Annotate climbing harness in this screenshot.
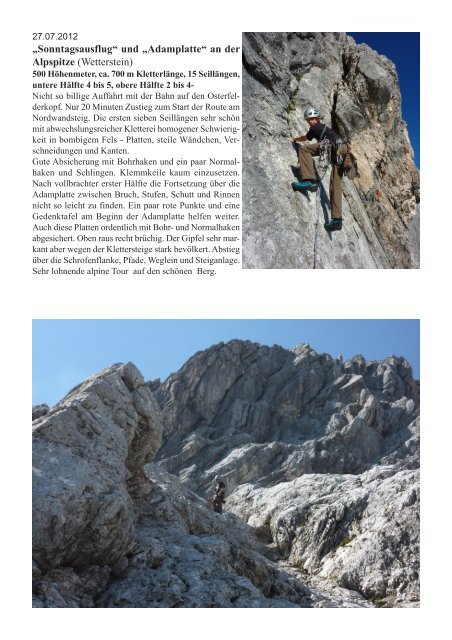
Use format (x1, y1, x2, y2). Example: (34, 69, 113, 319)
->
(317, 139, 332, 171)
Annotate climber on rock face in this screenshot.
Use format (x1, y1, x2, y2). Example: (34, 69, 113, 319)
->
(212, 476, 226, 514)
(292, 105, 348, 232)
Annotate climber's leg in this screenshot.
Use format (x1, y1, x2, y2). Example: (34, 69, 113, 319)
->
(292, 143, 319, 190)
(325, 167, 343, 231)
(329, 156, 344, 219)
(298, 143, 320, 181)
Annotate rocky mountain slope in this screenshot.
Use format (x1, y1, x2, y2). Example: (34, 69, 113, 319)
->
(32, 341, 420, 607)
(242, 32, 420, 268)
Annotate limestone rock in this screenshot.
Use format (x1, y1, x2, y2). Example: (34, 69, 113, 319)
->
(97, 465, 312, 608)
(242, 32, 419, 269)
(33, 341, 420, 607)
(155, 341, 419, 491)
(32, 363, 163, 581)
(154, 340, 420, 607)
(32, 361, 314, 608)
(227, 466, 420, 607)
(32, 403, 49, 420)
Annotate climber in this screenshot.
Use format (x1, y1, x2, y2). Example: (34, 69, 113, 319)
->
(212, 476, 226, 514)
(292, 105, 349, 232)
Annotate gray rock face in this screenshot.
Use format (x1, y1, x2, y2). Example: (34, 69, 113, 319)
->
(32, 363, 163, 577)
(242, 32, 419, 269)
(32, 403, 49, 420)
(155, 341, 419, 487)
(154, 340, 420, 606)
(227, 466, 420, 607)
(32, 360, 314, 608)
(97, 466, 312, 608)
(33, 341, 420, 607)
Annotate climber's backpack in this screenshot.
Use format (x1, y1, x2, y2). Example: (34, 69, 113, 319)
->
(342, 145, 360, 180)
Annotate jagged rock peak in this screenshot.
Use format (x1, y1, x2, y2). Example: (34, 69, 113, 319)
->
(242, 32, 419, 269)
(154, 339, 419, 490)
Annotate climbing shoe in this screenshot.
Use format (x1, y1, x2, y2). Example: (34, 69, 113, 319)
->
(292, 180, 318, 192)
(324, 218, 342, 232)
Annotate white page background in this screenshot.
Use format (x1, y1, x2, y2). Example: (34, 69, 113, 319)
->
(2, 2, 448, 637)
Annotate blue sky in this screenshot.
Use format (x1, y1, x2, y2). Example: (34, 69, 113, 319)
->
(348, 33, 420, 169)
(32, 320, 420, 407)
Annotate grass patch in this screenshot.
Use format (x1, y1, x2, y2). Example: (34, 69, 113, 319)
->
(370, 598, 387, 608)
(339, 534, 356, 547)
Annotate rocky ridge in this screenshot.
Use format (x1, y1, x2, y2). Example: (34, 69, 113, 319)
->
(33, 341, 420, 607)
(242, 32, 420, 269)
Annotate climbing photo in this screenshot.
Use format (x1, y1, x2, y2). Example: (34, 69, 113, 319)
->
(242, 32, 420, 269)
(32, 319, 420, 608)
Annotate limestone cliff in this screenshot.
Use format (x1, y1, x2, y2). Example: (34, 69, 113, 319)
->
(242, 32, 420, 268)
(33, 342, 420, 607)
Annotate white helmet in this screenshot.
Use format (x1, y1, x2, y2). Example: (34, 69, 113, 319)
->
(304, 105, 321, 120)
